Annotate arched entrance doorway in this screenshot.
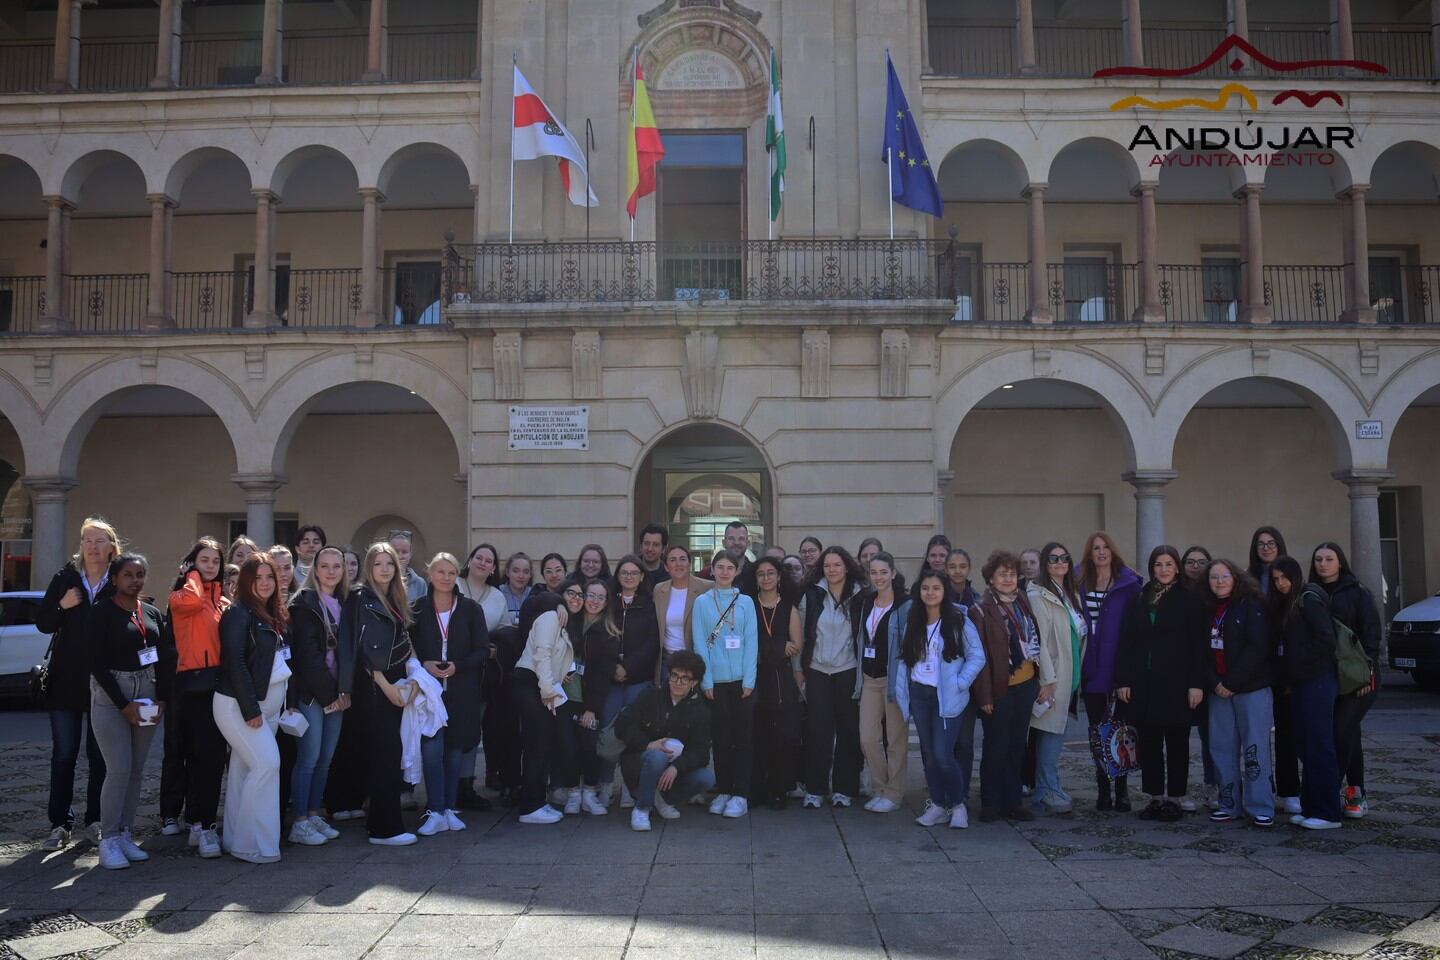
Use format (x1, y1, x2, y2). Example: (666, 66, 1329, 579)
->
(635, 424, 773, 568)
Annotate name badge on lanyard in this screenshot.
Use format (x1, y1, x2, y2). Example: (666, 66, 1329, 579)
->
(132, 610, 158, 666)
(724, 634, 741, 650)
(1210, 626, 1224, 651)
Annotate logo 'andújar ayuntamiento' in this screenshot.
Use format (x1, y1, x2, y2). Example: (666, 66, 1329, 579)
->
(1097, 35, 1387, 166)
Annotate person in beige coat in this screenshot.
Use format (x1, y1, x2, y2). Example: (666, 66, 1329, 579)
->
(652, 544, 713, 683)
(1025, 542, 1088, 814)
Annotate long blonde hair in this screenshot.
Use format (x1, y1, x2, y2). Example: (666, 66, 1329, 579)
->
(302, 545, 351, 601)
(72, 517, 121, 565)
(363, 542, 413, 625)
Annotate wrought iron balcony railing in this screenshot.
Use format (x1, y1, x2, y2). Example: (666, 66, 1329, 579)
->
(441, 239, 963, 306)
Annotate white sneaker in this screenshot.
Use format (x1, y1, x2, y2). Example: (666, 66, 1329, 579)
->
(581, 789, 608, 816)
(289, 819, 328, 845)
(332, 809, 364, 822)
(1281, 796, 1302, 815)
(689, 793, 710, 806)
(309, 816, 340, 839)
(950, 805, 970, 829)
(118, 831, 149, 862)
(1180, 797, 1197, 813)
(98, 836, 130, 870)
(444, 810, 467, 832)
(1289, 813, 1308, 826)
(723, 796, 749, 818)
(198, 828, 222, 859)
(1300, 817, 1343, 830)
(708, 794, 732, 815)
(619, 782, 635, 809)
(868, 798, 900, 814)
(802, 793, 823, 809)
(831, 793, 853, 808)
(368, 832, 418, 846)
(42, 825, 70, 851)
(160, 817, 183, 836)
(84, 822, 102, 845)
(653, 793, 681, 820)
(563, 789, 582, 816)
(416, 811, 448, 837)
(915, 801, 949, 827)
(519, 805, 564, 825)
(630, 809, 652, 832)
(187, 823, 202, 847)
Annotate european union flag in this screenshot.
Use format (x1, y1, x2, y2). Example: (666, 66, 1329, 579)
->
(882, 53, 943, 219)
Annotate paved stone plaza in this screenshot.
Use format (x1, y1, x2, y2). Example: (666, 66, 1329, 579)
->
(1, 680, 1438, 960)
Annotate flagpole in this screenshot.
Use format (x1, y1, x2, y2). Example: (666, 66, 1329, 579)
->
(629, 46, 637, 244)
(887, 148, 895, 241)
(584, 118, 594, 242)
(508, 52, 516, 245)
(767, 45, 773, 242)
(808, 116, 816, 241)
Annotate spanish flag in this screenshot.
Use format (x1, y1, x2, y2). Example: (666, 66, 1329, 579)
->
(625, 58, 664, 220)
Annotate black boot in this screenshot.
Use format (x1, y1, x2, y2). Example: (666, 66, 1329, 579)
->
(1095, 771, 1113, 812)
(1113, 777, 1132, 813)
(456, 779, 492, 812)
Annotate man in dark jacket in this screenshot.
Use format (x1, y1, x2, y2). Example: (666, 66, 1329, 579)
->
(615, 649, 715, 831)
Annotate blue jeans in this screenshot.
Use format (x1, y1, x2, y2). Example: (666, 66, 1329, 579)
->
(598, 683, 650, 787)
(1292, 671, 1343, 822)
(949, 696, 978, 802)
(421, 730, 464, 812)
(624, 749, 716, 812)
(1032, 728, 1072, 810)
(1207, 686, 1275, 820)
(910, 681, 966, 809)
(48, 709, 105, 829)
(291, 700, 343, 816)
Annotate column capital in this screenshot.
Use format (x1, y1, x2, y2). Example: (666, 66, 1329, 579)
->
(1233, 183, 1264, 200)
(231, 473, 287, 495)
(1337, 183, 1370, 201)
(42, 194, 76, 212)
(251, 187, 279, 205)
(1130, 182, 1159, 199)
(1021, 182, 1048, 199)
(19, 475, 78, 500)
(1331, 469, 1393, 495)
(145, 192, 178, 209)
(936, 469, 955, 489)
(1122, 469, 1178, 494)
(359, 187, 387, 203)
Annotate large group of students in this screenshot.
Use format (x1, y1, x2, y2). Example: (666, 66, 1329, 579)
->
(35, 515, 1382, 867)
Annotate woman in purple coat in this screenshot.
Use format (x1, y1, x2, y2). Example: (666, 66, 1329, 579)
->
(1077, 531, 1142, 813)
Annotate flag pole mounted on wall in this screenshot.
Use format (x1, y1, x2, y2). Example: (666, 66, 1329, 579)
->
(630, 46, 637, 242)
(885, 49, 894, 241)
(584, 118, 594, 242)
(808, 115, 816, 240)
(508, 51, 516, 244)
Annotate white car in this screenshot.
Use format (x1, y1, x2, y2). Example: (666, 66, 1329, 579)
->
(1389, 592, 1440, 691)
(0, 591, 47, 700)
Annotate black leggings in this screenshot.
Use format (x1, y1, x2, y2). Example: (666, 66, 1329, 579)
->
(710, 681, 755, 799)
(1272, 688, 1300, 797)
(509, 668, 557, 814)
(804, 668, 861, 797)
(1138, 723, 1189, 798)
(553, 703, 599, 789)
(159, 688, 228, 828)
(1334, 684, 1376, 791)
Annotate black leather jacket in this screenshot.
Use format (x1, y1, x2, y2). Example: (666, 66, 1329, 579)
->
(341, 585, 413, 680)
(287, 589, 352, 707)
(216, 605, 285, 722)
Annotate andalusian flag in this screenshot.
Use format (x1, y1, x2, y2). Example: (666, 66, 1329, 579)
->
(766, 47, 785, 222)
(625, 57, 664, 220)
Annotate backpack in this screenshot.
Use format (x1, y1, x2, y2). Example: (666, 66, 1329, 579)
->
(1331, 615, 1372, 695)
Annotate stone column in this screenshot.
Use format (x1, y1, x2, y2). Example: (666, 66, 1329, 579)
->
(357, 187, 385, 326)
(142, 193, 176, 330)
(362, 0, 388, 82)
(41, 196, 73, 332)
(470, 184, 484, 246)
(1236, 184, 1270, 323)
(1122, 0, 1144, 67)
(1339, 185, 1375, 323)
(48, 0, 81, 92)
(257, 0, 284, 85)
(1226, 0, 1251, 71)
(936, 469, 954, 536)
(233, 474, 286, 550)
(24, 477, 77, 589)
(1015, 0, 1039, 74)
(151, 0, 182, 89)
(1124, 471, 1177, 567)
(245, 189, 279, 327)
(1330, 0, 1355, 61)
(1432, 0, 1440, 82)
(1333, 469, 1393, 632)
(1132, 183, 1164, 322)
(1023, 184, 1053, 324)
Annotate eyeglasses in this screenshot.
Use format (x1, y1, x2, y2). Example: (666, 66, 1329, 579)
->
(1184, 559, 1208, 567)
(1046, 554, 1071, 565)
(668, 673, 695, 684)
(562, 589, 584, 600)
(617, 568, 642, 578)
(584, 592, 608, 602)
(1209, 572, 1233, 581)
(1256, 539, 1278, 549)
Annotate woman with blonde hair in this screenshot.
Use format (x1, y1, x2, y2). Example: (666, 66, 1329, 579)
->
(227, 536, 259, 569)
(36, 517, 120, 851)
(341, 542, 418, 845)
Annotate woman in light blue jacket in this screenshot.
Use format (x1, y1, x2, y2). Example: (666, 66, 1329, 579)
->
(892, 569, 985, 830)
(691, 551, 758, 819)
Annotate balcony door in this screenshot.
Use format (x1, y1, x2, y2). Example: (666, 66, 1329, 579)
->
(657, 131, 746, 300)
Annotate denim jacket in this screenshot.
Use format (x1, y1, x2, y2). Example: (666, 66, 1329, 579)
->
(889, 599, 986, 721)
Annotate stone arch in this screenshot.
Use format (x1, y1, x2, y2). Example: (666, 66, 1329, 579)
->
(1044, 135, 1143, 197)
(0, 152, 45, 218)
(163, 146, 256, 201)
(630, 4, 771, 124)
(1360, 140, 1440, 199)
(372, 141, 476, 195)
(42, 358, 253, 478)
(255, 351, 468, 477)
(1152, 348, 1365, 472)
(630, 418, 781, 544)
(1261, 145, 1354, 195)
(268, 144, 360, 202)
(58, 149, 147, 205)
(936, 138, 1034, 200)
(0, 369, 44, 476)
(1370, 348, 1440, 467)
(933, 348, 1155, 470)
(1155, 145, 1248, 197)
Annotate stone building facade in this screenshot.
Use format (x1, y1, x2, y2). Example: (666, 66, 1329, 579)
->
(0, 0, 1437, 626)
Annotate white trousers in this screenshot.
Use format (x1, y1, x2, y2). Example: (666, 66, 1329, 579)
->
(213, 676, 286, 863)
